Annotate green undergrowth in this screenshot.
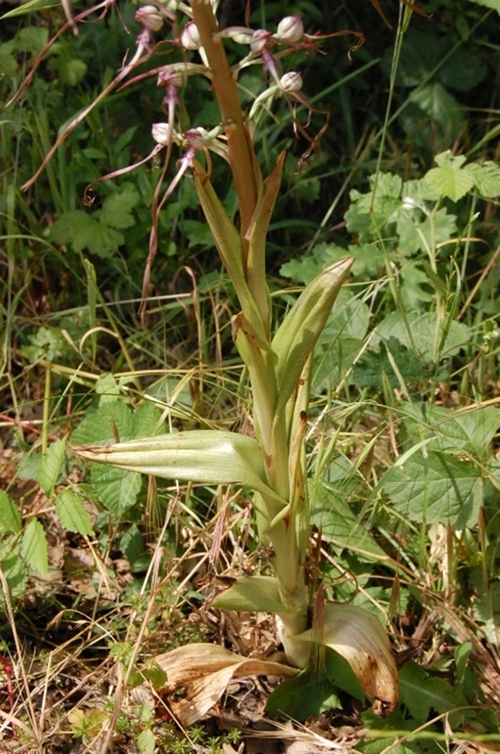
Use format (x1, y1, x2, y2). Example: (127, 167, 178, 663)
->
(1, 0, 500, 751)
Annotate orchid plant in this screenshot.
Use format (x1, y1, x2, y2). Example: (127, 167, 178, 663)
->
(73, 0, 399, 724)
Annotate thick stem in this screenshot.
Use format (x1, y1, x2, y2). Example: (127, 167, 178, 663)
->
(189, 1, 259, 248)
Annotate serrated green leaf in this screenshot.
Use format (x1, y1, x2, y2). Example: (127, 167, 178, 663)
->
(0, 491, 21, 534)
(90, 464, 142, 515)
(466, 161, 500, 198)
(57, 58, 88, 86)
(137, 728, 155, 754)
(425, 164, 474, 202)
(0, 549, 27, 600)
(311, 484, 385, 558)
(119, 524, 144, 564)
(402, 403, 500, 456)
(49, 210, 124, 257)
(375, 311, 471, 361)
(21, 519, 48, 576)
(212, 575, 288, 613)
(381, 450, 483, 529)
(71, 400, 134, 445)
(39, 438, 66, 496)
(400, 661, 462, 721)
(98, 183, 139, 230)
(56, 489, 94, 536)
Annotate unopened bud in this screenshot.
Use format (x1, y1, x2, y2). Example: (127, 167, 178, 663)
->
(157, 69, 184, 88)
(181, 21, 201, 50)
(135, 5, 164, 32)
(279, 71, 303, 93)
(152, 123, 176, 146)
(276, 15, 304, 42)
(250, 29, 272, 53)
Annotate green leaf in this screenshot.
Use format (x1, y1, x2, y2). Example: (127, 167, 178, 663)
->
(466, 161, 500, 199)
(425, 151, 475, 202)
(272, 258, 354, 413)
(401, 403, 500, 457)
(310, 483, 385, 558)
(324, 647, 366, 701)
(403, 83, 464, 140)
(72, 400, 134, 445)
(119, 524, 144, 565)
(76, 430, 286, 508)
(212, 575, 288, 613)
(49, 210, 124, 258)
(467, 0, 500, 12)
(90, 464, 142, 515)
(39, 438, 66, 496)
(57, 58, 88, 86)
(265, 669, 340, 721)
(21, 519, 48, 576)
(56, 489, 94, 536)
(0, 492, 21, 534)
(381, 450, 483, 529)
(0, 549, 27, 600)
(400, 661, 462, 721)
(193, 165, 266, 341)
(375, 311, 471, 362)
(98, 183, 140, 230)
(1, 0, 59, 18)
(137, 729, 155, 754)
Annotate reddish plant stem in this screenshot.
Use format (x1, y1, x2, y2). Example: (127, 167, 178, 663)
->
(188, 1, 259, 258)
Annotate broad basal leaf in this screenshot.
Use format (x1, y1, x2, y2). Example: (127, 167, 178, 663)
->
(155, 643, 297, 726)
(212, 575, 288, 613)
(296, 603, 399, 715)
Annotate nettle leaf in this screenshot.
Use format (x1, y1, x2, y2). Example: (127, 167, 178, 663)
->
(402, 403, 500, 457)
(49, 211, 124, 258)
(21, 519, 48, 576)
(403, 84, 464, 141)
(119, 524, 144, 565)
(90, 464, 142, 515)
(400, 661, 462, 721)
(72, 400, 134, 445)
(382, 450, 483, 529)
(425, 151, 474, 202)
(98, 183, 140, 230)
(0, 491, 21, 534)
(56, 489, 94, 536)
(352, 338, 425, 391)
(39, 438, 66, 496)
(375, 311, 471, 362)
(311, 482, 385, 558)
